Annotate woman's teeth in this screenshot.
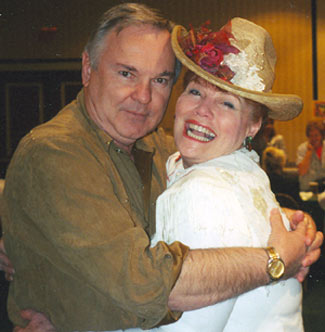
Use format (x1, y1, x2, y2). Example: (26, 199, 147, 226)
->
(187, 123, 216, 142)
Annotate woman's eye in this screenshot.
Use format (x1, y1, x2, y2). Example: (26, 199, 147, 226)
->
(223, 101, 235, 109)
(189, 88, 201, 96)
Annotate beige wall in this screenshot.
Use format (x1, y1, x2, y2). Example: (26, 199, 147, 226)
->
(318, 0, 325, 100)
(2, 0, 323, 162)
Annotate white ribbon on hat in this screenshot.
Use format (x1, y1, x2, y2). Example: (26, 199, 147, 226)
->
(223, 50, 266, 92)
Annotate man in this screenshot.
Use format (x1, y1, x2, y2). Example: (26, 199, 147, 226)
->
(1, 3, 323, 332)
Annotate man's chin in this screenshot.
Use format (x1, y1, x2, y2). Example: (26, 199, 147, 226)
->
(123, 125, 157, 140)
(116, 130, 149, 145)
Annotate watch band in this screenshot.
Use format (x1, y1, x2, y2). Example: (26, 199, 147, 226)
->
(265, 246, 279, 260)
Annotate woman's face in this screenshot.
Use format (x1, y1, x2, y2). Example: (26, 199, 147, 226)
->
(174, 78, 262, 168)
(308, 128, 323, 148)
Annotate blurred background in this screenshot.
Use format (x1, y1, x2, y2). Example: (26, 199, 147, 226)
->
(0, 0, 325, 176)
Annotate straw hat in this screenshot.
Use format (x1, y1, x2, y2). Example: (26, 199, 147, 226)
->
(171, 17, 303, 121)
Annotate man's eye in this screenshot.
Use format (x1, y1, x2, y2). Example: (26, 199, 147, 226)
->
(154, 77, 168, 85)
(224, 101, 235, 109)
(119, 71, 131, 78)
(189, 89, 201, 96)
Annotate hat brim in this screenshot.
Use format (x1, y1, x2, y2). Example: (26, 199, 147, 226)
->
(171, 25, 303, 121)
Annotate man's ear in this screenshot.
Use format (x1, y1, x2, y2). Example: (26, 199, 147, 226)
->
(82, 52, 92, 87)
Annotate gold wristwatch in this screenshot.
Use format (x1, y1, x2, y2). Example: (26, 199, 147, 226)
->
(265, 246, 285, 282)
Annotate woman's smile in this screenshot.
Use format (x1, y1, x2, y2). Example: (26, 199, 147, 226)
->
(184, 120, 216, 143)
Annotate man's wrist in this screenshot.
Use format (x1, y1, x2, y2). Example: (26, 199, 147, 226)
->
(264, 246, 285, 283)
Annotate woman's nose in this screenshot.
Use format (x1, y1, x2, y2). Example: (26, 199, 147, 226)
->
(195, 101, 213, 118)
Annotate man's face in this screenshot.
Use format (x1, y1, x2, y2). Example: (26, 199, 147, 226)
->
(82, 25, 175, 151)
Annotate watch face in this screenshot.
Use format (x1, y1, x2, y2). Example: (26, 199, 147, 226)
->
(269, 260, 285, 279)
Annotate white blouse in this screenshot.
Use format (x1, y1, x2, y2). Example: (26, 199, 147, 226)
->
(150, 148, 303, 332)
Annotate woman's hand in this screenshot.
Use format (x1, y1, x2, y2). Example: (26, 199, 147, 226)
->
(283, 208, 323, 282)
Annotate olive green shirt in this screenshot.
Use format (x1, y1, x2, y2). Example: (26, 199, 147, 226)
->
(3, 90, 189, 331)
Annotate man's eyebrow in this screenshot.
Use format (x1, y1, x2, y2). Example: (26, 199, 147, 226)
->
(159, 70, 175, 78)
(116, 64, 174, 78)
(117, 64, 137, 72)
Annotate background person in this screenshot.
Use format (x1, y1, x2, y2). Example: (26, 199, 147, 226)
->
(297, 120, 325, 191)
(263, 118, 287, 153)
(262, 146, 302, 208)
(1, 3, 322, 332)
(252, 117, 287, 160)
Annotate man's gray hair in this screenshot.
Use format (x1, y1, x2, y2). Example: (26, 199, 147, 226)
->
(84, 2, 182, 83)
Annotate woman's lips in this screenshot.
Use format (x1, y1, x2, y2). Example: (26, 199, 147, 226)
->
(184, 120, 216, 142)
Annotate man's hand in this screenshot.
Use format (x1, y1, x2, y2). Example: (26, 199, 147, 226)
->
(268, 209, 307, 279)
(0, 237, 15, 281)
(284, 208, 324, 281)
(13, 310, 56, 332)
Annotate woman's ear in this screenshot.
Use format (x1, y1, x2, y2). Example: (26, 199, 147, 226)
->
(81, 52, 92, 87)
(247, 117, 263, 138)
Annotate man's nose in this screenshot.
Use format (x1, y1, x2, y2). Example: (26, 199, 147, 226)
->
(131, 81, 152, 104)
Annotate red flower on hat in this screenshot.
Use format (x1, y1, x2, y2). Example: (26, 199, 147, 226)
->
(181, 21, 240, 81)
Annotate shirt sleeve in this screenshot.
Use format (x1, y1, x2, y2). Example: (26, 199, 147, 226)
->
(4, 133, 188, 329)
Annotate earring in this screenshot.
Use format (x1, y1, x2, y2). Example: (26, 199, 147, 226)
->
(244, 136, 253, 151)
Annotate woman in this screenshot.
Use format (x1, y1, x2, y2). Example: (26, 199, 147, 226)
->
(147, 17, 304, 331)
(297, 120, 325, 191)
